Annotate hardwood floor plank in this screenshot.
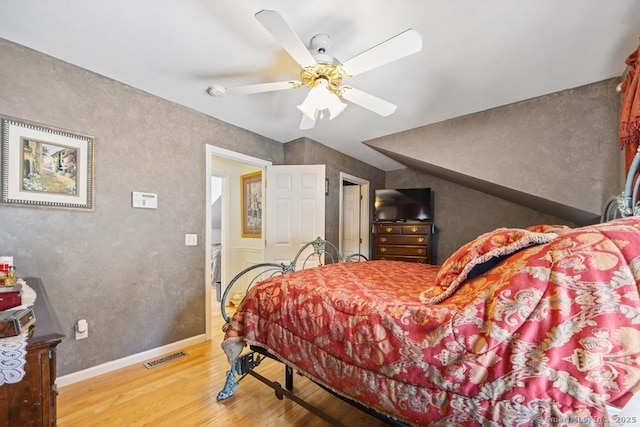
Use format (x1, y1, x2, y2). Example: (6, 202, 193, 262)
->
(57, 311, 389, 427)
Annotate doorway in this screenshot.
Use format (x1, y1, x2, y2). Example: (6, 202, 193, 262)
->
(205, 146, 327, 339)
(210, 175, 223, 303)
(339, 172, 370, 259)
(205, 145, 270, 340)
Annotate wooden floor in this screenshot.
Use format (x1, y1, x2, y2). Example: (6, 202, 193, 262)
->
(57, 303, 390, 427)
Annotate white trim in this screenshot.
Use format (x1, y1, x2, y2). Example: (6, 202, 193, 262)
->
(205, 147, 213, 341)
(228, 247, 263, 254)
(56, 334, 206, 387)
(338, 172, 370, 258)
(207, 145, 271, 167)
(205, 144, 272, 341)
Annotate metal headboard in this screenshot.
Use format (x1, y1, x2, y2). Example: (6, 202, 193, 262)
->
(602, 147, 640, 221)
(219, 237, 367, 326)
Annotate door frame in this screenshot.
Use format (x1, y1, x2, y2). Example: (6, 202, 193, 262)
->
(338, 172, 370, 259)
(205, 145, 271, 340)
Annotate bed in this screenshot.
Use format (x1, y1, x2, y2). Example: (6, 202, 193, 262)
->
(217, 220, 640, 425)
(217, 144, 640, 424)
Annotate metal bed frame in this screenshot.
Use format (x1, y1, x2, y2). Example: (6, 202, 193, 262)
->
(217, 237, 367, 326)
(215, 238, 402, 427)
(602, 148, 640, 222)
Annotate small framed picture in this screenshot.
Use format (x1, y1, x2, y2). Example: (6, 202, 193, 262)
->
(1, 116, 95, 211)
(241, 171, 262, 238)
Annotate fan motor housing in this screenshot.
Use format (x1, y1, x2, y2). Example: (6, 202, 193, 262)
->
(300, 62, 343, 88)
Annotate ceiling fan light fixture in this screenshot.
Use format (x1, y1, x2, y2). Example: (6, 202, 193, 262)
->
(297, 78, 347, 120)
(218, 11, 422, 129)
(326, 94, 347, 120)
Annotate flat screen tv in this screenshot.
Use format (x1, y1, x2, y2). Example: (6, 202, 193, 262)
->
(374, 188, 432, 222)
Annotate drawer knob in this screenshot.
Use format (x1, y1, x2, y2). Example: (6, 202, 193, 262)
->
(385, 227, 393, 232)
(417, 237, 424, 243)
(417, 249, 424, 254)
(380, 237, 387, 242)
(410, 227, 418, 232)
(380, 247, 387, 252)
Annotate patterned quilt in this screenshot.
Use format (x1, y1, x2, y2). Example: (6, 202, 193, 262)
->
(222, 217, 640, 426)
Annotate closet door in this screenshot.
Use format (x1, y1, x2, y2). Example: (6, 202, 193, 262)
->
(342, 184, 361, 257)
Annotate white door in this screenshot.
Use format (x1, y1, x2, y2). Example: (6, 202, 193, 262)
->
(266, 164, 325, 267)
(339, 172, 370, 259)
(342, 185, 361, 257)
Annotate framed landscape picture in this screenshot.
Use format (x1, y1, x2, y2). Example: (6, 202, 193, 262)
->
(0, 116, 95, 211)
(241, 171, 262, 238)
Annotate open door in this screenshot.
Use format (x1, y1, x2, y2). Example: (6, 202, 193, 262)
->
(265, 164, 325, 267)
(206, 145, 325, 339)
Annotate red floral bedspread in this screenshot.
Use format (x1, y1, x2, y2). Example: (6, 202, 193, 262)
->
(222, 217, 640, 426)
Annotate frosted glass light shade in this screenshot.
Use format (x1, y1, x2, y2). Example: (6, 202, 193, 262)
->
(297, 79, 347, 120)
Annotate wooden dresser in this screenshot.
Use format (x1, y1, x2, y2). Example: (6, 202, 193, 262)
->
(0, 277, 64, 427)
(373, 222, 433, 263)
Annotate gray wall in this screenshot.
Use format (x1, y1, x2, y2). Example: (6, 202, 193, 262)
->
(368, 79, 623, 221)
(0, 38, 388, 377)
(0, 36, 624, 378)
(0, 39, 285, 376)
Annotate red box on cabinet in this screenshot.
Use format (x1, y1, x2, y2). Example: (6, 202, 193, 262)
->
(0, 289, 21, 311)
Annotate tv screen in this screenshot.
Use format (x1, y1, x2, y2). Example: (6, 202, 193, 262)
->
(374, 188, 432, 222)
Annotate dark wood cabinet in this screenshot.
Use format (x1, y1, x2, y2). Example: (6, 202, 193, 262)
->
(373, 222, 433, 263)
(0, 278, 64, 427)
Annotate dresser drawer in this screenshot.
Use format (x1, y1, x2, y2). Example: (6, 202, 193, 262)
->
(402, 224, 431, 234)
(376, 224, 403, 234)
(373, 221, 434, 264)
(377, 235, 429, 246)
(376, 245, 428, 257)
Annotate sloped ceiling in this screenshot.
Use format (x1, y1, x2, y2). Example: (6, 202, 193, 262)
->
(367, 78, 623, 224)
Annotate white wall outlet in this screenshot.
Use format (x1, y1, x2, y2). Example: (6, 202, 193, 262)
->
(75, 319, 88, 340)
(185, 234, 198, 246)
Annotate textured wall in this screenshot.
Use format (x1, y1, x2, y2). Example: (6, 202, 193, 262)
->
(1, 36, 623, 379)
(0, 39, 283, 376)
(386, 168, 577, 264)
(368, 79, 623, 218)
(284, 138, 385, 246)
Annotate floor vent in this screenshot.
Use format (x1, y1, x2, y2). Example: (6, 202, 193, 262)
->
(143, 351, 188, 369)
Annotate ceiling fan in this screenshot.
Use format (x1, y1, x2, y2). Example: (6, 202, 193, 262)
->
(206, 10, 422, 130)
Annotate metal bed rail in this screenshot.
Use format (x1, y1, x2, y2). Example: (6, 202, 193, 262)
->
(603, 147, 640, 222)
(216, 237, 374, 423)
(219, 237, 367, 325)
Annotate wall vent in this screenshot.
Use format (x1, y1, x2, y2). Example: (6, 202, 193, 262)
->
(143, 351, 188, 369)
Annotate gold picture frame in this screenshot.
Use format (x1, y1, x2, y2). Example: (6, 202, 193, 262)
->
(241, 171, 262, 238)
(0, 116, 95, 211)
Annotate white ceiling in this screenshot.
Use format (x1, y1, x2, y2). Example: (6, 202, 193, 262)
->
(1, 1, 639, 170)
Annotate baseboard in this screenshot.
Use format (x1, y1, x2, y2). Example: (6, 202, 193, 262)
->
(56, 334, 207, 388)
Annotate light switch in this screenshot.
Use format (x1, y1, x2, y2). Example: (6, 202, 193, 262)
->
(185, 234, 197, 246)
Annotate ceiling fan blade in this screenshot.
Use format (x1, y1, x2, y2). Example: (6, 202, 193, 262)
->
(255, 10, 317, 69)
(341, 29, 422, 77)
(341, 87, 397, 116)
(223, 80, 300, 95)
(299, 111, 318, 130)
